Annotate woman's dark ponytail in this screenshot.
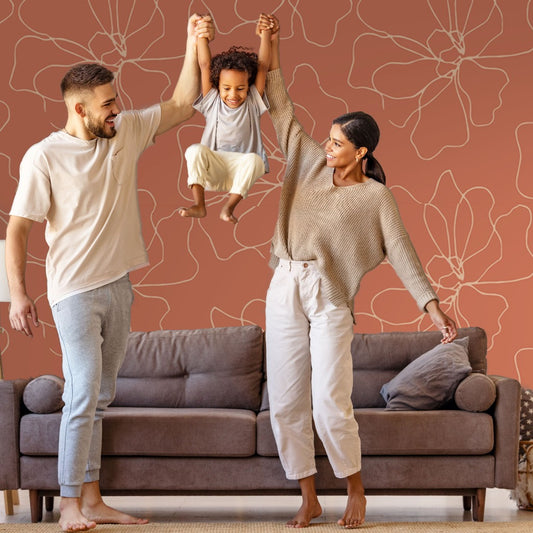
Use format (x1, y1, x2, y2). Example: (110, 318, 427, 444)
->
(333, 112, 386, 185)
(364, 153, 386, 185)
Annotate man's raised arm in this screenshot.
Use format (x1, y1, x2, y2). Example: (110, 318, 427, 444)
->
(156, 14, 214, 136)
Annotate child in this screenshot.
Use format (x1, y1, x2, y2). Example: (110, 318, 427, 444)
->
(179, 13, 275, 223)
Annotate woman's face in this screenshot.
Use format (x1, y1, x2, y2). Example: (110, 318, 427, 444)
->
(325, 124, 359, 169)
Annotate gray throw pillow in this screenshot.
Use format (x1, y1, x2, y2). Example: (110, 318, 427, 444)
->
(23, 374, 65, 414)
(380, 336, 471, 410)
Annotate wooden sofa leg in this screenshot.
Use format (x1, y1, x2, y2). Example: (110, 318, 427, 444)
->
(45, 496, 54, 512)
(472, 488, 486, 521)
(29, 490, 43, 523)
(462, 495, 472, 511)
(3, 491, 14, 516)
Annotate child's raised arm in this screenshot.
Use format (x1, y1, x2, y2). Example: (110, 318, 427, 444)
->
(255, 13, 273, 96)
(197, 19, 213, 97)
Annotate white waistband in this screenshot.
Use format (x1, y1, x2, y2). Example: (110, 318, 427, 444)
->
(277, 258, 317, 270)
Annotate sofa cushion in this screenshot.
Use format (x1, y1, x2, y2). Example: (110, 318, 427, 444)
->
(23, 375, 64, 414)
(454, 373, 496, 412)
(380, 337, 471, 410)
(256, 409, 494, 457)
(20, 407, 257, 457)
(113, 326, 264, 410)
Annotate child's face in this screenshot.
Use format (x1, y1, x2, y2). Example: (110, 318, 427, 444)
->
(218, 69, 249, 109)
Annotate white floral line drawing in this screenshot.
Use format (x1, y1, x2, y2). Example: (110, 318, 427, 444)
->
(514, 347, 533, 384)
(511, 118, 533, 385)
(191, 0, 353, 48)
(9, 0, 185, 110)
(0, 0, 14, 26)
(354, 170, 533, 350)
(348, 0, 533, 160)
(209, 298, 267, 328)
(514, 121, 533, 200)
(281, 0, 353, 47)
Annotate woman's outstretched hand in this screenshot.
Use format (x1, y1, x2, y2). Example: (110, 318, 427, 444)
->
(425, 299, 457, 343)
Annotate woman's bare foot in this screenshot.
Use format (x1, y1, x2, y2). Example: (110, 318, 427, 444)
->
(82, 500, 148, 526)
(286, 499, 322, 528)
(286, 475, 322, 528)
(338, 472, 366, 528)
(179, 205, 206, 218)
(59, 498, 96, 532)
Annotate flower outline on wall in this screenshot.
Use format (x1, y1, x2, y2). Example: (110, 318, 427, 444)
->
(369, 170, 533, 348)
(349, 0, 533, 160)
(9, 0, 185, 110)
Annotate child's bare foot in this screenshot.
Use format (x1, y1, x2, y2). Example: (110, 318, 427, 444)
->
(59, 498, 96, 532)
(220, 206, 238, 224)
(286, 500, 322, 528)
(338, 472, 366, 528)
(179, 205, 206, 218)
(82, 500, 148, 526)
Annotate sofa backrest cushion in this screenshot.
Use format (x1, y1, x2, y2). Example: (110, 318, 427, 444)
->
(351, 327, 487, 408)
(112, 325, 264, 411)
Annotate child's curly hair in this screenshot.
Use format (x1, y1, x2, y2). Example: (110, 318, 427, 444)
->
(210, 46, 258, 89)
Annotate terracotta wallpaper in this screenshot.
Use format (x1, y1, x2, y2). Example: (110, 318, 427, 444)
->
(0, 0, 532, 388)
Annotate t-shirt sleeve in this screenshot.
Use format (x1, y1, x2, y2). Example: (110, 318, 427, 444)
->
(192, 88, 218, 116)
(10, 144, 51, 223)
(115, 104, 162, 151)
(249, 85, 269, 116)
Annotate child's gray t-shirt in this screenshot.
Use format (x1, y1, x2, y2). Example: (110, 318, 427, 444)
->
(193, 85, 270, 172)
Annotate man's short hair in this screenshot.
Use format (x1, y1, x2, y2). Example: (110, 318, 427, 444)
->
(60, 63, 115, 97)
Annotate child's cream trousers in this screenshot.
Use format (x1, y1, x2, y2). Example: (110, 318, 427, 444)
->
(185, 143, 265, 198)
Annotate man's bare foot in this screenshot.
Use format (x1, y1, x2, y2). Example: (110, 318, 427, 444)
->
(179, 205, 206, 218)
(338, 473, 366, 529)
(220, 206, 238, 224)
(286, 499, 322, 528)
(82, 500, 148, 526)
(59, 498, 96, 532)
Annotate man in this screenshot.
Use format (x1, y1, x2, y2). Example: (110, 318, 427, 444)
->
(6, 14, 214, 532)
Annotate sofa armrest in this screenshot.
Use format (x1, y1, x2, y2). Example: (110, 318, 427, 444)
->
(0, 379, 29, 490)
(490, 375, 521, 488)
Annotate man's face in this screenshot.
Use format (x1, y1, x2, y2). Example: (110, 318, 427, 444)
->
(83, 83, 120, 139)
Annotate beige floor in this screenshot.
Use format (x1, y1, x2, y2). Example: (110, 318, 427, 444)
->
(2, 489, 533, 524)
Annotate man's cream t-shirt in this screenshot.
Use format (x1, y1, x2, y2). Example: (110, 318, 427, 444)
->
(10, 105, 161, 306)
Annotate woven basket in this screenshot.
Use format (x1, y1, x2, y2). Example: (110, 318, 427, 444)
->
(513, 440, 533, 510)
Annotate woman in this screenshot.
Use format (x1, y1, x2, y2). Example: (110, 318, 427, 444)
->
(263, 16, 457, 529)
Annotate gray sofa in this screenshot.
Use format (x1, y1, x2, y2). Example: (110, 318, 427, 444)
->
(0, 325, 521, 523)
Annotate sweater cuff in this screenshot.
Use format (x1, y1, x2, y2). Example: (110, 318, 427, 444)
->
(421, 294, 439, 313)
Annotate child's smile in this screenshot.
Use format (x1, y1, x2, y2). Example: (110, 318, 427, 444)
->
(219, 69, 249, 108)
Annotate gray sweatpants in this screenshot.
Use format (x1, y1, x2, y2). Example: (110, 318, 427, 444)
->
(52, 274, 133, 497)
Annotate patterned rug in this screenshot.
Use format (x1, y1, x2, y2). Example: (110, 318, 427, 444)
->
(1, 521, 532, 532)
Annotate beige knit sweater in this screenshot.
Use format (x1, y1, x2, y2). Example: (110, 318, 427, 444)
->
(266, 68, 438, 314)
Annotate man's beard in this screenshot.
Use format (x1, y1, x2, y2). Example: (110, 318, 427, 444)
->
(86, 111, 117, 139)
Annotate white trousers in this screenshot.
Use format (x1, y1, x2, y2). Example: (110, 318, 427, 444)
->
(265, 259, 361, 480)
(185, 143, 265, 198)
